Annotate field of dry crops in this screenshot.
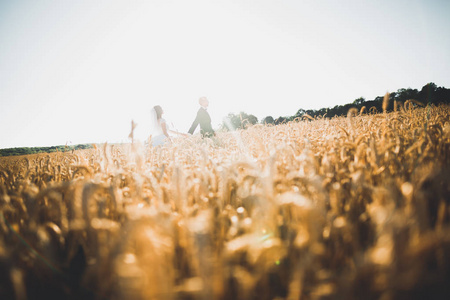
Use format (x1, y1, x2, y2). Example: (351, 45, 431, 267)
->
(1, 103, 450, 300)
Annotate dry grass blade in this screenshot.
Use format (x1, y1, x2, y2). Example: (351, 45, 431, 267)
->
(382, 92, 390, 113)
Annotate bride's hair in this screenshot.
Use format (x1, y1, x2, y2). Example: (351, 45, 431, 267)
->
(153, 105, 163, 120)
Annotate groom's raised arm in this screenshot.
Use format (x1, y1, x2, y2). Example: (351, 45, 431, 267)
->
(188, 110, 200, 134)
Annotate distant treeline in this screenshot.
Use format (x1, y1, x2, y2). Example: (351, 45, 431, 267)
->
(223, 82, 450, 129)
(0, 144, 93, 157)
(3, 83, 449, 154)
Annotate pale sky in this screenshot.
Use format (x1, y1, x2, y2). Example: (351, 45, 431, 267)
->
(1, 0, 449, 148)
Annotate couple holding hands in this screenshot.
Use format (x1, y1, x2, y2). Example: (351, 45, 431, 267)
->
(150, 97, 215, 147)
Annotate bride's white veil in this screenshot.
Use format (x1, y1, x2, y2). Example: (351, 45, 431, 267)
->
(149, 106, 160, 136)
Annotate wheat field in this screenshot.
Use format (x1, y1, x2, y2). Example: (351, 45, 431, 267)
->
(1, 103, 450, 300)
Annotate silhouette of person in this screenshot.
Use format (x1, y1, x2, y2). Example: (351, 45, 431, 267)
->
(188, 97, 215, 138)
(150, 105, 171, 146)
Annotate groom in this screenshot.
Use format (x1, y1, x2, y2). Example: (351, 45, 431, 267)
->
(188, 97, 215, 138)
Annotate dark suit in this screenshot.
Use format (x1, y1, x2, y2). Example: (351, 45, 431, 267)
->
(188, 107, 215, 137)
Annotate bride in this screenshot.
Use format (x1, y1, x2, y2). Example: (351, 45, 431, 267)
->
(149, 105, 171, 146)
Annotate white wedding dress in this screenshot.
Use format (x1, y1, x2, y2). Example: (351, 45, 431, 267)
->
(149, 107, 168, 147)
(151, 118, 168, 146)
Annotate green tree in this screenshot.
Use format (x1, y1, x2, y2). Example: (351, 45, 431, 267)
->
(223, 112, 258, 130)
(294, 108, 306, 118)
(395, 88, 419, 103)
(262, 116, 275, 125)
(353, 97, 365, 105)
(275, 116, 287, 125)
(418, 82, 438, 104)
